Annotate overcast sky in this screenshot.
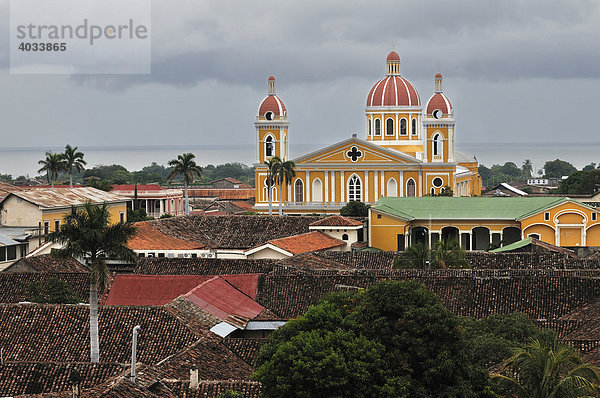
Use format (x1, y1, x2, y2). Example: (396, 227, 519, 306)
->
(1, 0, 599, 171)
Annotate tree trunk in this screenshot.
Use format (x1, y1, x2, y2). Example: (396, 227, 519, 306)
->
(69, 174, 73, 188)
(267, 178, 272, 216)
(184, 182, 189, 215)
(89, 282, 100, 363)
(278, 181, 283, 216)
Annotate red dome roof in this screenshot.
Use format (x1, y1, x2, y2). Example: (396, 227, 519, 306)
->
(268, 75, 276, 81)
(426, 92, 452, 115)
(259, 95, 286, 117)
(435, 72, 442, 78)
(366, 76, 420, 107)
(386, 51, 400, 61)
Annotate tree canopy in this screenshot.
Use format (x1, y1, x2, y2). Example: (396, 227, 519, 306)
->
(543, 159, 578, 179)
(559, 169, 600, 194)
(254, 280, 493, 397)
(340, 201, 370, 217)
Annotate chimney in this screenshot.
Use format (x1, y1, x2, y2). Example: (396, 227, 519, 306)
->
(130, 325, 141, 383)
(189, 368, 199, 389)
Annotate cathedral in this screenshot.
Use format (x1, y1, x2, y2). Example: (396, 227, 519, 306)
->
(253, 51, 481, 214)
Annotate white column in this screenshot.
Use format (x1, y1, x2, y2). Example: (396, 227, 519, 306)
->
(145, 199, 149, 214)
(381, 172, 385, 197)
(306, 171, 311, 203)
(374, 171, 379, 200)
(399, 171, 404, 197)
(365, 171, 369, 203)
(408, 113, 412, 140)
(331, 172, 336, 203)
(418, 171, 423, 197)
(380, 114, 384, 140)
(340, 171, 345, 201)
(159, 199, 164, 216)
(324, 171, 329, 203)
(395, 113, 399, 139)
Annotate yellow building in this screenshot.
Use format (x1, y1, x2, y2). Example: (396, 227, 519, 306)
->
(369, 197, 600, 250)
(253, 51, 481, 214)
(0, 187, 130, 234)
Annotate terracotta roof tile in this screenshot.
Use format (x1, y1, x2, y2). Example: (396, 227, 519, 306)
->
(0, 304, 197, 363)
(2, 187, 128, 208)
(8, 255, 89, 273)
(309, 215, 364, 227)
(266, 231, 345, 255)
(188, 189, 254, 200)
(148, 215, 325, 249)
(134, 258, 276, 275)
(0, 272, 89, 303)
(129, 223, 204, 251)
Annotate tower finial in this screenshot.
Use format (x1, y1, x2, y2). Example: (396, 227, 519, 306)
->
(386, 51, 400, 76)
(268, 74, 276, 95)
(434, 70, 443, 93)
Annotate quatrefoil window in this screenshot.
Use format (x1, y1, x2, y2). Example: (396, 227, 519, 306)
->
(347, 146, 362, 162)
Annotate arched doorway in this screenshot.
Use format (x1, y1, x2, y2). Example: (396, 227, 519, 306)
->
(312, 178, 323, 202)
(441, 226, 459, 245)
(502, 227, 521, 246)
(406, 179, 416, 197)
(410, 227, 429, 248)
(294, 179, 303, 202)
(472, 227, 490, 251)
(387, 178, 398, 197)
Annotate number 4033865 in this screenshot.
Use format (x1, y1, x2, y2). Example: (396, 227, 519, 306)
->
(18, 42, 67, 51)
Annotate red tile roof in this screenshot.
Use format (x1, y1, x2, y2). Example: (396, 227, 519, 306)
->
(184, 277, 264, 322)
(111, 184, 164, 191)
(266, 231, 345, 255)
(128, 222, 204, 251)
(104, 274, 261, 306)
(7, 255, 89, 273)
(309, 215, 363, 227)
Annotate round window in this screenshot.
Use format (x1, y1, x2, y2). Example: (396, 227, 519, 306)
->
(432, 177, 443, 188)
(265, 111, 274, 120)
(432, 109, 443, 119)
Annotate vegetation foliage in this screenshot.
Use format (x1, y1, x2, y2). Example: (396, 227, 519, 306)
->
(25, 278, 82, 304)
(395, 241, 469, 269)
(340, 201, 370, 217)
(255, 280, 569, 397)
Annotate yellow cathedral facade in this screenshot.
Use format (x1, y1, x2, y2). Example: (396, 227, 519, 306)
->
(253, 51, 482, 214)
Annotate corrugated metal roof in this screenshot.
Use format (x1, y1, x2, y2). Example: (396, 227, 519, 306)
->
(104, 274, 261, 306)
(184, 276, 264, 322)
(4, 187, 129, 208)
(373, 197, 569, 220)
(0, 233, 20, 247)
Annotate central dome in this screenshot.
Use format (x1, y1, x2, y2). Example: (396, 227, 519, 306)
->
(366, 52, 420, 107)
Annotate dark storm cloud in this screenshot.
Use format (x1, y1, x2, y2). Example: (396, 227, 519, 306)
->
(58, 0, 600, 91)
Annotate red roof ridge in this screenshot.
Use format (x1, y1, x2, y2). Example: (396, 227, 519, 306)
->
(309, 215, 363, 227)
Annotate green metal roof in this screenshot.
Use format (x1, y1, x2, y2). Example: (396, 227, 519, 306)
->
(373, 197, 570, 221)
(489, 238, 532, 253)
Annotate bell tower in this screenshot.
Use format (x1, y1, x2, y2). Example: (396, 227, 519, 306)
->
(424, 72, 455, 163)
(255, 75, 289, 164)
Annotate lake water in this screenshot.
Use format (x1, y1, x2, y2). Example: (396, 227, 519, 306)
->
(0, 142, 598, 178)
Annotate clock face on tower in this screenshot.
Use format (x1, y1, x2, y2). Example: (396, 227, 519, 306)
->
(432, 109, 443, 119)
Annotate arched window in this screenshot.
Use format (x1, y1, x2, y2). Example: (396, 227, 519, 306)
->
(433, 133, 442, 156)
(368, 119, 372, 136)
(342, 234, 349, 241)
(348, 174, 362, 202)
(400, 119, 407, 135)
(375, 119, 381, 136)
(386, 118, 394, 135)
(312, 178, 323, 202)
(406, 179, 416, 197)
(265, 135, 274, 157)
(294, 179, 304, 202)
(431, 187, 435, 196)
(387, 178, 397, 197)
(412, 118, 417, 135)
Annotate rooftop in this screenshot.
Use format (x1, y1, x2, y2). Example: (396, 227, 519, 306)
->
(128, 222, 205, 251)
(373, 196, 572, 220)
(104, 274, 261, 305)
(1, 187, 129, 209)
(262, 231, 346, 255)
(309, 215, 363, 227)
(6, 254, 89, 273)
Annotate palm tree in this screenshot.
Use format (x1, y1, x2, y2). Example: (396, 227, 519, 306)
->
(494, 339, 600, 397)
(431, 239, 468, 269)
(263, 156, 281, 216)
(273, 158, 296, 216)
(167, 153, 202, 215)
(62, 145, 87, 188)
(49, 202, 137, 362)
(38, 151, 64, 188)
(395, 243, 429, 269)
